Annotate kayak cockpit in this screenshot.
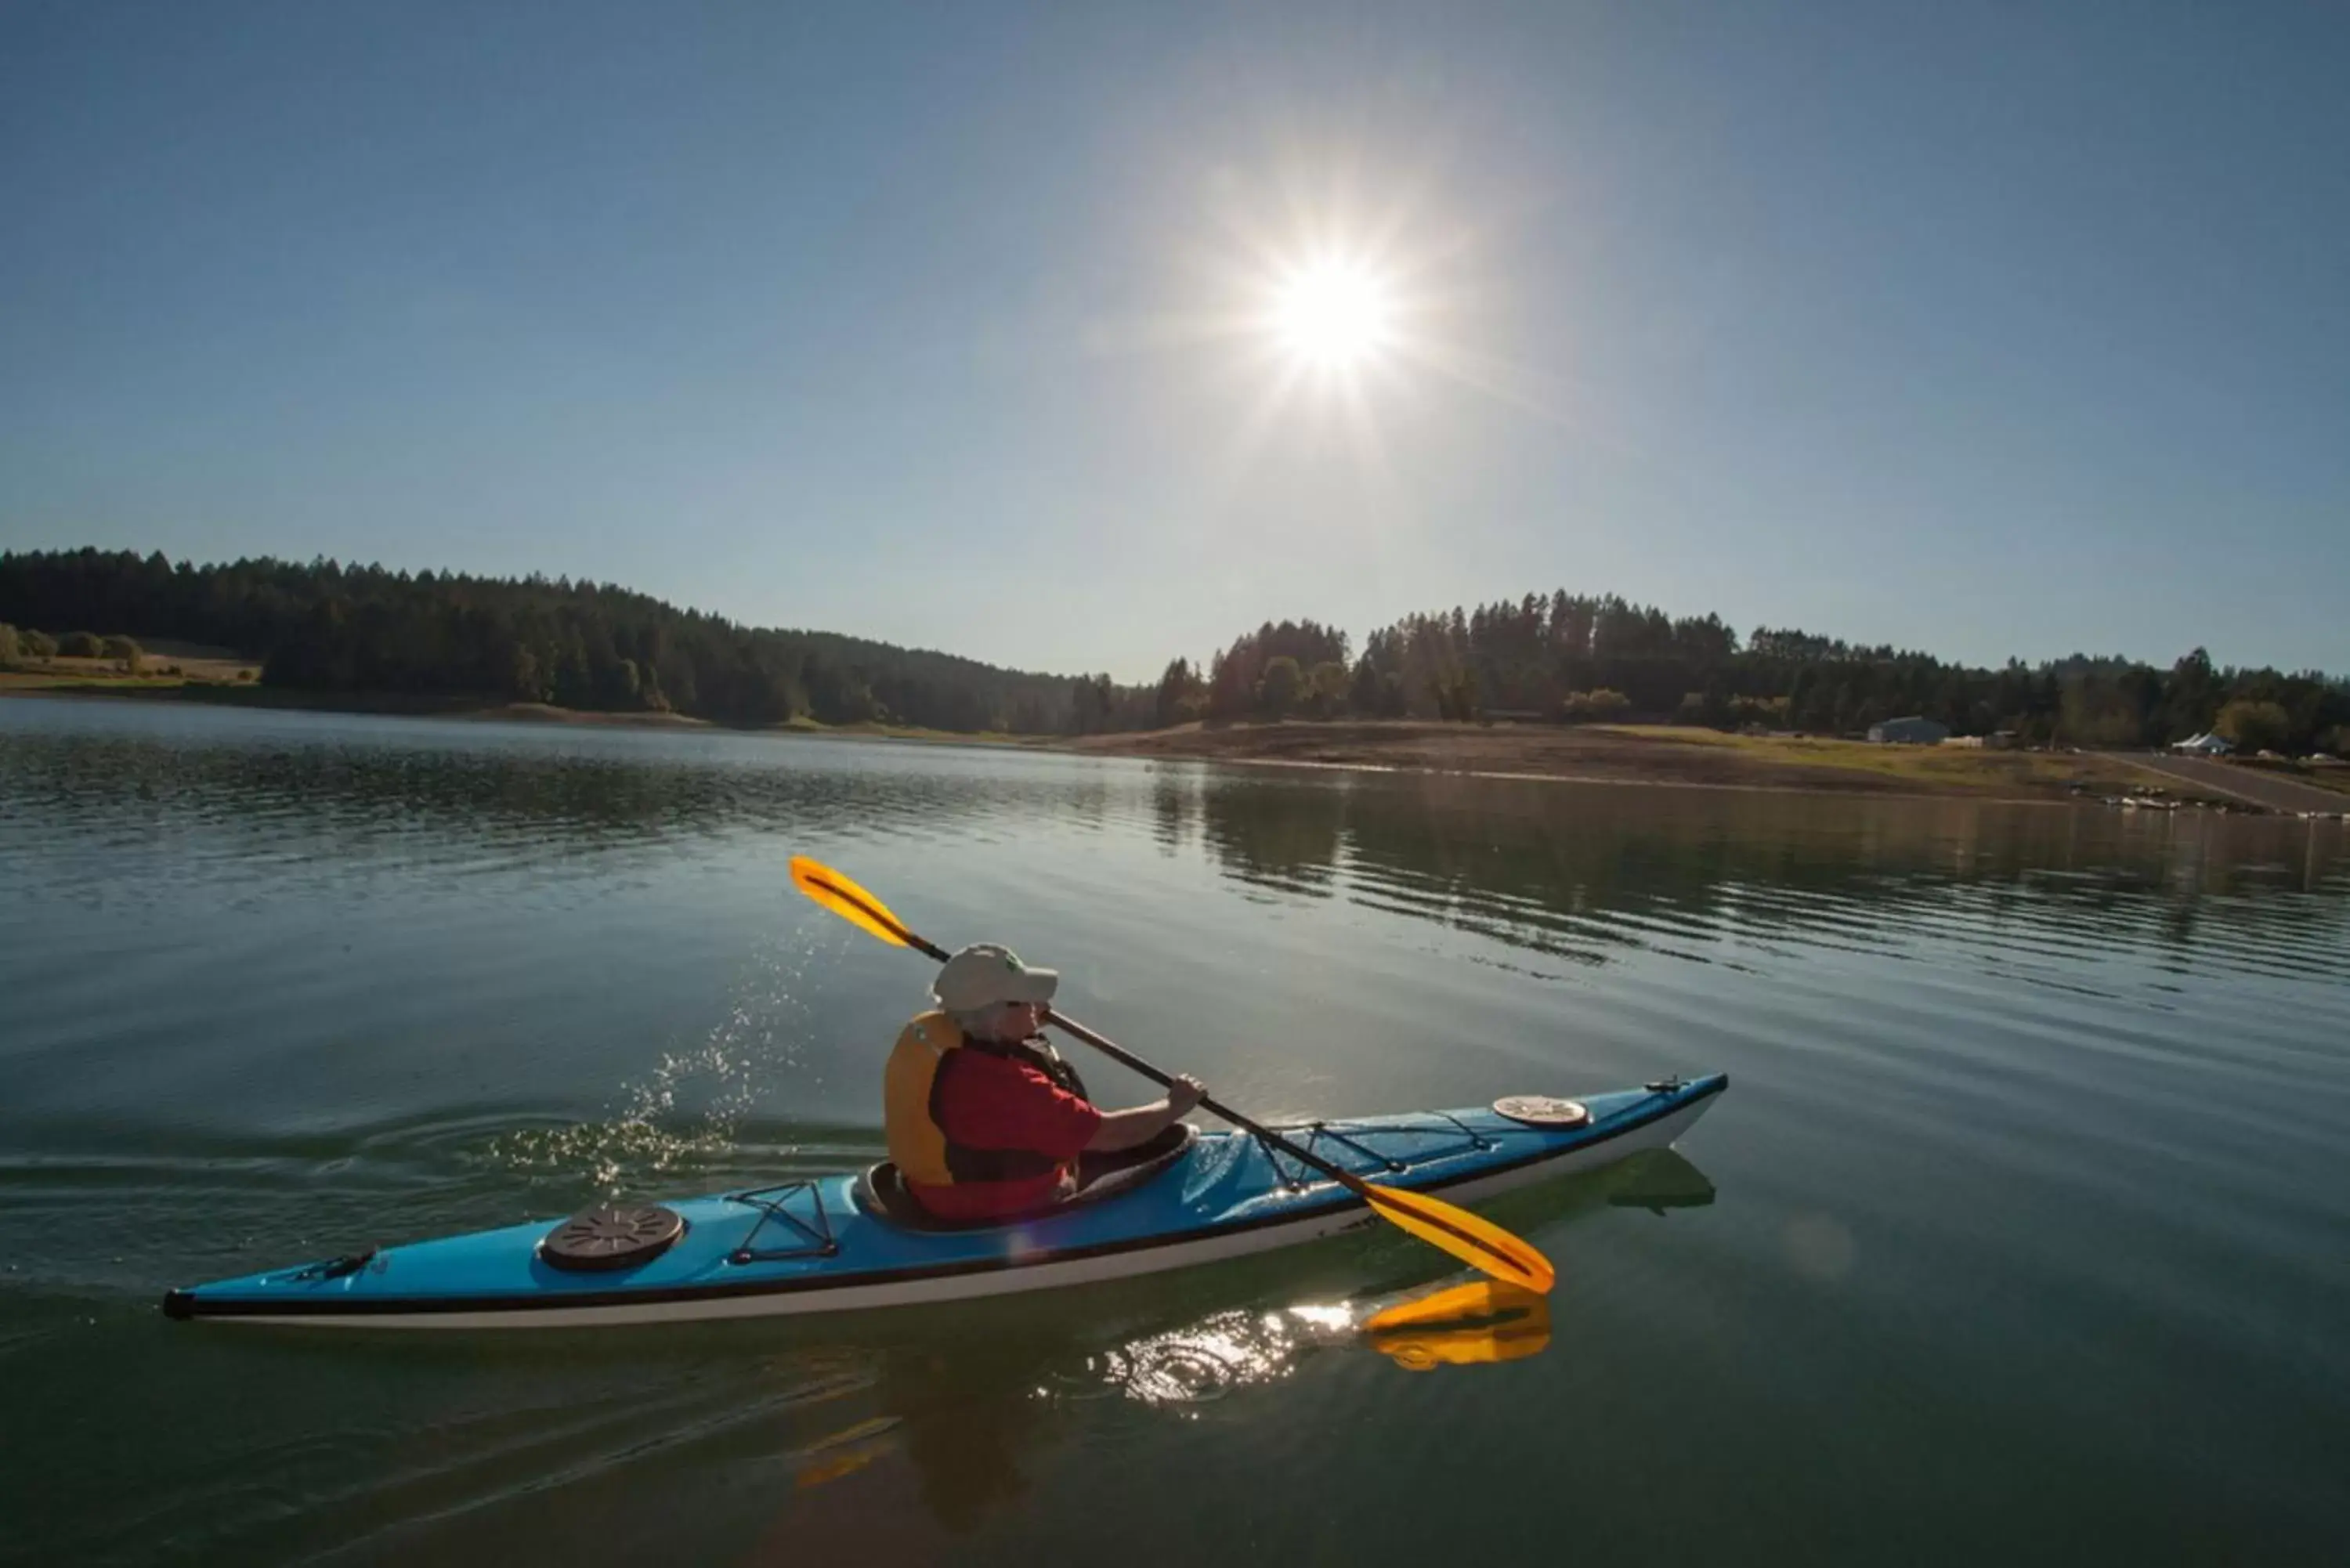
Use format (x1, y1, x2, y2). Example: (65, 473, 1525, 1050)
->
(855, 1123, 1197, 1233)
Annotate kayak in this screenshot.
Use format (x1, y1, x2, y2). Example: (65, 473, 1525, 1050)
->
(164, 1076, 1724, 1330)
(163, 1074, 1726, 1330)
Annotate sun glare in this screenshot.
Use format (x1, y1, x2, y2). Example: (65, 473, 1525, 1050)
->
(1152, 165, 1532, 467)
(1269, 257, 1396, 373)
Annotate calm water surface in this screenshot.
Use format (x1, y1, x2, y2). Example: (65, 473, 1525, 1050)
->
(2, 699, 2345, 1566)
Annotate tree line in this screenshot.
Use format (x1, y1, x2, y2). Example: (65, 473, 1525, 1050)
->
(1162, 591, 2349, 753)
(0, 549, 1111, 732)
(7, 549, 2343, 751)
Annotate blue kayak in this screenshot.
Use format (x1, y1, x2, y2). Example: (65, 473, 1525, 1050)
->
(163, 1075, 1726, 1330)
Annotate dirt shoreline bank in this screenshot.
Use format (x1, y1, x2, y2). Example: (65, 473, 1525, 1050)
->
(1057, 721, 2215, 806)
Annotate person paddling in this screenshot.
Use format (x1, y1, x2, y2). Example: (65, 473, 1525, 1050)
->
(883, 943, 1206, 1224)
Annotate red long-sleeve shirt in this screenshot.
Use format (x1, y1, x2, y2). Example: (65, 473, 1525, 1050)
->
(909, 1047, 1104, 1222)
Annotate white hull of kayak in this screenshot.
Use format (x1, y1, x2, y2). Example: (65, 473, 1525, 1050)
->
(212, 1094, 1716, 1330)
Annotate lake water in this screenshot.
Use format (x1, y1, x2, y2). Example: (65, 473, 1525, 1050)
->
(2, 698, 2345, 1566)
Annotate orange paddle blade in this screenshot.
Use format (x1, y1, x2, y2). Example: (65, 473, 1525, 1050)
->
(1360, 1183, 1556, 1295)
(790, 857, 916, 949)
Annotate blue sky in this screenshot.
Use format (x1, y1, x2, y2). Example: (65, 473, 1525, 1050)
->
(3, 2, 2344, 680)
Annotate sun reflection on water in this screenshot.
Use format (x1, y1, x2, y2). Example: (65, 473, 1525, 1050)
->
(1093, 1304, 1358, 1405)
(1086, 1282, 1552, 1404)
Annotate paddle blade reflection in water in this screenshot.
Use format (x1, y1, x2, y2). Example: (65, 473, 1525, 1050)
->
(789, 1414, 902, 1490)
(1363, 1280, 1553, 1371)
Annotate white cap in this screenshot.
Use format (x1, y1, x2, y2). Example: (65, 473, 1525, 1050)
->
(932, 943, 1059, 1012)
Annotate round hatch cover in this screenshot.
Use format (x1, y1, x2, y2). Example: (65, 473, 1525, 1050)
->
(540, 1205, 685, 1272)
(1494, 1095, 1590, 1128)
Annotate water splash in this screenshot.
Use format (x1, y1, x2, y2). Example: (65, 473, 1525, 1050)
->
(486, 930, 831, 1194)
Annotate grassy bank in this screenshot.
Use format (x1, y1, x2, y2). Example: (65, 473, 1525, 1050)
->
(1, 641, 262, 690)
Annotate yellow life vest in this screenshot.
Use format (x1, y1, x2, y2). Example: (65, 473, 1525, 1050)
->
(883, 1010, 1089, 1189)
(884, 1011, 963, 1187)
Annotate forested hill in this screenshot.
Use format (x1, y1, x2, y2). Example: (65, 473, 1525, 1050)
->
(0, 548, 1108, 732)
(1155, 594, 2349, 753)
(8, 548, 2344, 750)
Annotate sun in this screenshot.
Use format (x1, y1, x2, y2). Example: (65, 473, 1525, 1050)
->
(1153, 162, 1555, 475)
(1268, 256, 1397, 373)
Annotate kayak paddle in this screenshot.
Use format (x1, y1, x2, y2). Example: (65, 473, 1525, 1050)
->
(789, 855, 1556, 1295)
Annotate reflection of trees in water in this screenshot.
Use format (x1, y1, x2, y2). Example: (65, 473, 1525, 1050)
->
(1150, 768, 1196, 856)
(0, 725, 1054, 876)
(1195, 773, 1347, 897)
(1195, 772, 2350, 970)
(10, 714, 2341, 969)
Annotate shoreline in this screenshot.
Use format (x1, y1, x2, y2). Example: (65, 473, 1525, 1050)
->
(1073, 742, 2341, 815)
(11, 681, 2337, 811)
(1053, 719, 2263, 809)
(1061, 745, 2094, 804)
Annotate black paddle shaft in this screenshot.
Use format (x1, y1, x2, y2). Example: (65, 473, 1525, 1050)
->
(1040, 1008, 1371, 1196)
(893, 925, 1369, 1194)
